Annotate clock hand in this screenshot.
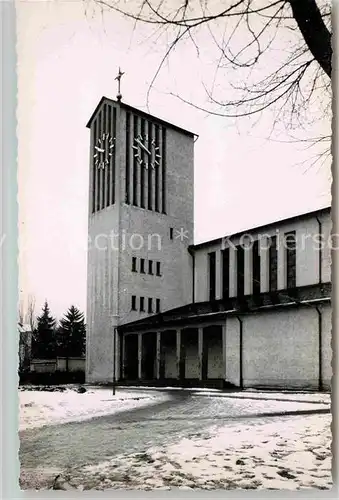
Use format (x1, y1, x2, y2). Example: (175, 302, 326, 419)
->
(135, 138, 151, 155)
(95, 146, 105, 153)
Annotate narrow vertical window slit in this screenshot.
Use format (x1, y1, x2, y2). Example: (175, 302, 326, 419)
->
(112, 106, 117, 204)
(140, 118, 145, 208)
(148, 122, 153, 210)
(100, 104, 106, 210)
(106, 105, 111, 208)
(92, 119, 97, 213)
(162, 127, 166, 213)
(155, 125, 159, 212)
(125, 111, 130, 204)
(96, 112, 102, 212)
(133, 114, 138, 206)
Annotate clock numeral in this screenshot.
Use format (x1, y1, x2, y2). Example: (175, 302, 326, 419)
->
(133, 131, 161, 170)
(93, 133, 115, 170)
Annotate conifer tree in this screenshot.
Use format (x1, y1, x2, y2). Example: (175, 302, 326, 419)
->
(33, 301, 57, 359)
(57, 306, 86, 370)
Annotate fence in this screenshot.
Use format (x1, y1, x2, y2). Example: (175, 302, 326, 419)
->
(30, 357, 85, 373)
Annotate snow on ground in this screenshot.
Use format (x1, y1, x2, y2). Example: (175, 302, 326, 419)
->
(127, 386, 331, 405)
(19, 386, 170, 431)
(221, 391, 331, 405)
(219, 391, 331, 404)
(64, 412, 332, 491)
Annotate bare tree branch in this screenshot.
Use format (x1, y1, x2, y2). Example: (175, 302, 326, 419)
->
(288, 0, 331, 77)
(95, 0, 332, 164)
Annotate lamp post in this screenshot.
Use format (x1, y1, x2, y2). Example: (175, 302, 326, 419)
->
(112, 326, 117, 396)
(112, 315, 119, 396)
(112, 327, 116, 396)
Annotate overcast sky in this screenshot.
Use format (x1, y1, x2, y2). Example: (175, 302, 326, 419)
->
(17, 0, 331, 319)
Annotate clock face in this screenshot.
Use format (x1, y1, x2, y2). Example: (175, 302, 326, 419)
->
(93, 132, 115, 170)
(132, 134, 161, 169)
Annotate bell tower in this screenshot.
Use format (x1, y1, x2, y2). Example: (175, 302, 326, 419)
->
(86, 96, 195, 384)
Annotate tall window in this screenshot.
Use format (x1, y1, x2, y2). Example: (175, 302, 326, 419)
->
(148, 298, 153, 313)
(92, 104, 116, 213)
(236, 245, 245, 297)
(162, 127, 167, 214)
(209, 251, 216, 301)
(148, 122, 153, 210)
(155, 125, 160, 212)
(148, 260, 153, 275)
(269, 235, 278, 291)
(125, 114, 165, 211)
(92, 119, 97, 213)
(132, 257, 137, 272)
(140, 258, 145, 274)
(252, 240, 261, 295)
(125, 112, 130, 204)
(140, 297, 145, 312)
(285, 231, 296, 289)
(222, 248, 230, 299)
(111, 107, 117, 205)
(156, 298, 161, 313)
(131, 295, 136, 311)
(156, 261, 161, 276)
(140, 118, 146, 208)
(133, 115, 138, 206)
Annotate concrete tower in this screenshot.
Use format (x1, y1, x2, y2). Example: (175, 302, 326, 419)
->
(86, 97, 195, 383)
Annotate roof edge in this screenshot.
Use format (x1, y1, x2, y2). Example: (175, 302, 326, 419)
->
(118, 296, 331, 333)
(86, 96, 197, 138)
(118, 282, 331, 333)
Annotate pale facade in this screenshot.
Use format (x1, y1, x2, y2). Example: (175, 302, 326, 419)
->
(194, 208, 331, 302)
(119, 208, 331, 390)
(86, 97, 332, 390)
(86, 98, 194, 383)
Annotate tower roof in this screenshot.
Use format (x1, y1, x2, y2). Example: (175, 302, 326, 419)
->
(86, 96, 197, 138)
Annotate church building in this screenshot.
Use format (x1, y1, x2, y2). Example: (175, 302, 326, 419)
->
(86, 95, 332, 391)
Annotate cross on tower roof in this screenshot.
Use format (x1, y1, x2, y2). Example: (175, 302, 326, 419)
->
(115, 67, 125, 102)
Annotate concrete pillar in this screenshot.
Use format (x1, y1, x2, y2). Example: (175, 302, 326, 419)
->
(198, 327, 204, 380)
(121, 334, 126, 379)
(229, 247, 237, 297)
(111, 315, 119, 383)
(156, 331, 161, 379)
(176, 329, 183, 380)
(138, 333, 143, 380)
(260, 236, 270, 293)
(277, 230, 285, 290)
(222, 323, 227, 381)
(215, 250, 222, 300)
(244, 246, 253, 296)
(115, 332, 120, 381)
(198, 327, 208, 381)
